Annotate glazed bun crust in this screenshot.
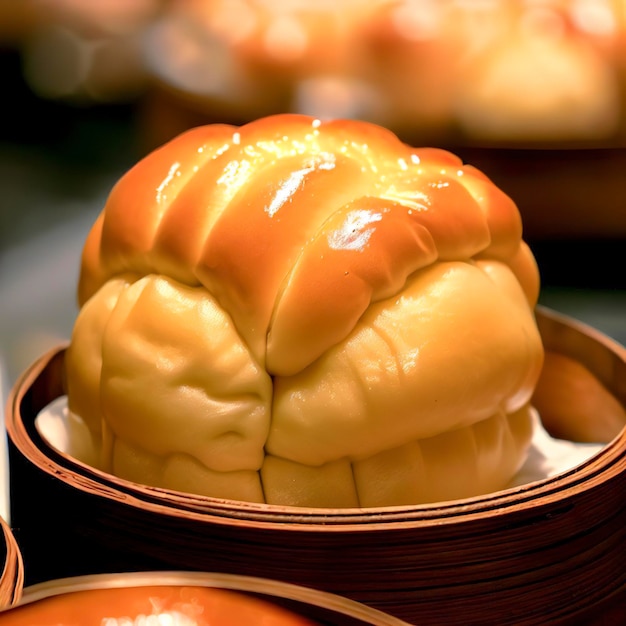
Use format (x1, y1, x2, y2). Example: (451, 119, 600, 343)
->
(66, 114, 544, 507)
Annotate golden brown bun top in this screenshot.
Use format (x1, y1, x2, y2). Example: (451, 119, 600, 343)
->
(79, 113, 538, 376)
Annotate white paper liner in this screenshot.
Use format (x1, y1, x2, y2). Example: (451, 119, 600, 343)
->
(35, 397, 605, 494)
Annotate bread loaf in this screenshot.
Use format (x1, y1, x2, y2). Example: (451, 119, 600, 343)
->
(65, 114, 544, 507)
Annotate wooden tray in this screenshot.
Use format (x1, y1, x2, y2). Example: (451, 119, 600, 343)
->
(5, 307, 626, 625)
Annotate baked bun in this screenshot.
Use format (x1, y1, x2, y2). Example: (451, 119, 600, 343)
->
(65, 113, 544, 507)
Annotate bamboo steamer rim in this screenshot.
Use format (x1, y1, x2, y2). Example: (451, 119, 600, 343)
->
(11, 570, 410, 626)
(5, 306, 626, 531)
(0, 516, 23, 609)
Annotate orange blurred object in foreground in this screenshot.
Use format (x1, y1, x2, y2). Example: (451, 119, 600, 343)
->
(0, 584, 318, 626)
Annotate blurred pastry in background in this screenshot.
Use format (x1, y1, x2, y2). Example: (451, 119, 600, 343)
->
(141, 0, 467, 145)
(141, 0, 387, 140)
(140, 0, 626, 149)
(353, 0, 459, 140)
(453, 2, 621, 143)
(8, 0, 161, 103)
(4, 0, 626, 143)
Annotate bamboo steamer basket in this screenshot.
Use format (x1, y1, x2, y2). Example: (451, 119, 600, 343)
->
(0, 571, 407, 626)
(5, 306, 626, 625)
(0, 516, 23, 610)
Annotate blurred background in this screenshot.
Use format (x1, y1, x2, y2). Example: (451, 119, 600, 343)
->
(1, 0, 625, 393)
